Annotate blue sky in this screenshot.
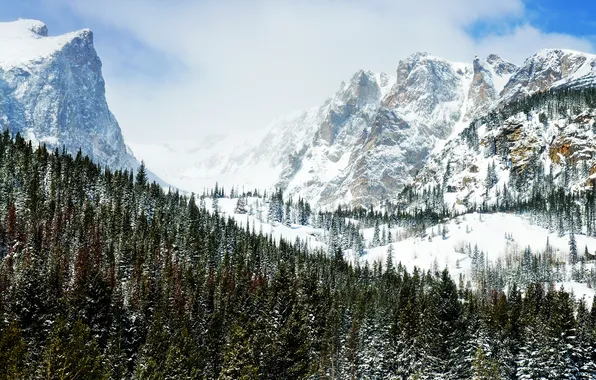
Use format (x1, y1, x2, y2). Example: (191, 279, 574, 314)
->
(0, 0, 176, 80)
(0, 0, 594, 144)
(525, 0, 596, 40)
(467, 0, 596, 43)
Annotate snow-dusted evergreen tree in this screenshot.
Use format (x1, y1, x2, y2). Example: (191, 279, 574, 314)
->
(267, 188, 283, 223)
(485, 161, 499, 192)
(284, 201, 292, 227)
(234, 196, 248, 214)
(569, 231, 578, 264)
(372, 220, 381, 248)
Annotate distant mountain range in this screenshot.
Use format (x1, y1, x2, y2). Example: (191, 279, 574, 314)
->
(2, 19, 596, 207)
(159, 48, 596, 207)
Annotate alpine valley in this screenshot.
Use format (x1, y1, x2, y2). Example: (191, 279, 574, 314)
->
(4, 17, 596, 380)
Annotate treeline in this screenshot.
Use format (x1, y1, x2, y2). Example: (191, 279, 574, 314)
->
(1, 131, 596, 379)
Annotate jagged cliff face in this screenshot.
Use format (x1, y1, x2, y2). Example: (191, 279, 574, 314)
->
(0, 19, 138, 171)
(414, 102, 596, 211)
(466, 55, 517, 121)
(501, 49, 596, 103)
(411, 50, 596, 211)
(156, 48, 595, 207)
(383, 52, 471, 137)
(187, 54, 483, 207)
(270, 56, 476, 207)
(281, 49, 596, 207)
(227, 53, 519, 207)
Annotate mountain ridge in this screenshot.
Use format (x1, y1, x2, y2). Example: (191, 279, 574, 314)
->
(178, 48, 596, 208)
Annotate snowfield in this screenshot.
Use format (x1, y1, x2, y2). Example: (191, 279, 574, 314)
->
(364, 212, 596, 272)
(213, 196, 596, 303)
(0, 19, 90, 70)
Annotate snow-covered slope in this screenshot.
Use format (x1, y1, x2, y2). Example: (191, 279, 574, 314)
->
(0, 19, 145, 175)
(500, 49, 596, 104)
(364, 212, 596, 302)
(414, 84, 596, 211)
(215, 195, 596, 302)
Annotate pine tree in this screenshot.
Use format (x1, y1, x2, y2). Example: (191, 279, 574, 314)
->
(372, 221, 381, 247)
(485, 161, 498, 192)
(386, 244, 395, 274)
(234, 197, 248, 214)
(219, 323, 258, 380)
(135, 160, 148, 187)
(42, 318, 107, 380)
(213, 192, 220, 214)
(472, 346, 500, 379)
(0, 321, 27, 379)
(569, 232, 578, 264)
(284, 202, 292, 227)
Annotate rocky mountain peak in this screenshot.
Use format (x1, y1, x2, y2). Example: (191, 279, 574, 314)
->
(137, 49, 596, 207)
(501, 49, 596, 103)
(341, 69, 381, 107)
(383, 53, 470, 127)
(486, 53, 500, 63)
(16, 19, 48, 37)
(466, 56, 497, 120)
(0, 19, 146, 177)
(486, 53, 517, 76)
(315, 70, 382, 146)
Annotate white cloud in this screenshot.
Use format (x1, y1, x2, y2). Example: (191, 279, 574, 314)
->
(475, 24, 595, 63)
(54, 0, 593, 144)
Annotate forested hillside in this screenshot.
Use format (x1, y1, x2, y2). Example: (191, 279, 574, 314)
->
(1, 131, 596, 379)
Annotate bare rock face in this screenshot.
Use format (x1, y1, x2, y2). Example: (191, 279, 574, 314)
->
(0, 19, 147, 175)
(414, 103, 596, 212)
(466, 55, 518, 121)
(486, 54, 518, 77)
(317, 70, 381, 145)
(383, 52, 471, 138)
(467, 57, 498, 121)
(413, 50, 596, 211)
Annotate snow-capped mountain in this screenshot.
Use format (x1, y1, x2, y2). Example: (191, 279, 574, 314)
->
(0, 19, 142, 173)
(3, 18, 594, 209)
(158, 52, 515, 206)
(176, 48, 596, 208)
(500, 49, 596, 104)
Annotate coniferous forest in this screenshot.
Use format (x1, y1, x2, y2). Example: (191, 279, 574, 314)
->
(3, 130, 596, 379)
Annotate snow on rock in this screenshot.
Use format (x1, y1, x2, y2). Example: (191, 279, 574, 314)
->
(500, 49, 596, 104)
(144, 54, 477, 206)
(0, 19, 151, 179)
(141, 49, 596, 208)
(415, 93, 596, 210)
